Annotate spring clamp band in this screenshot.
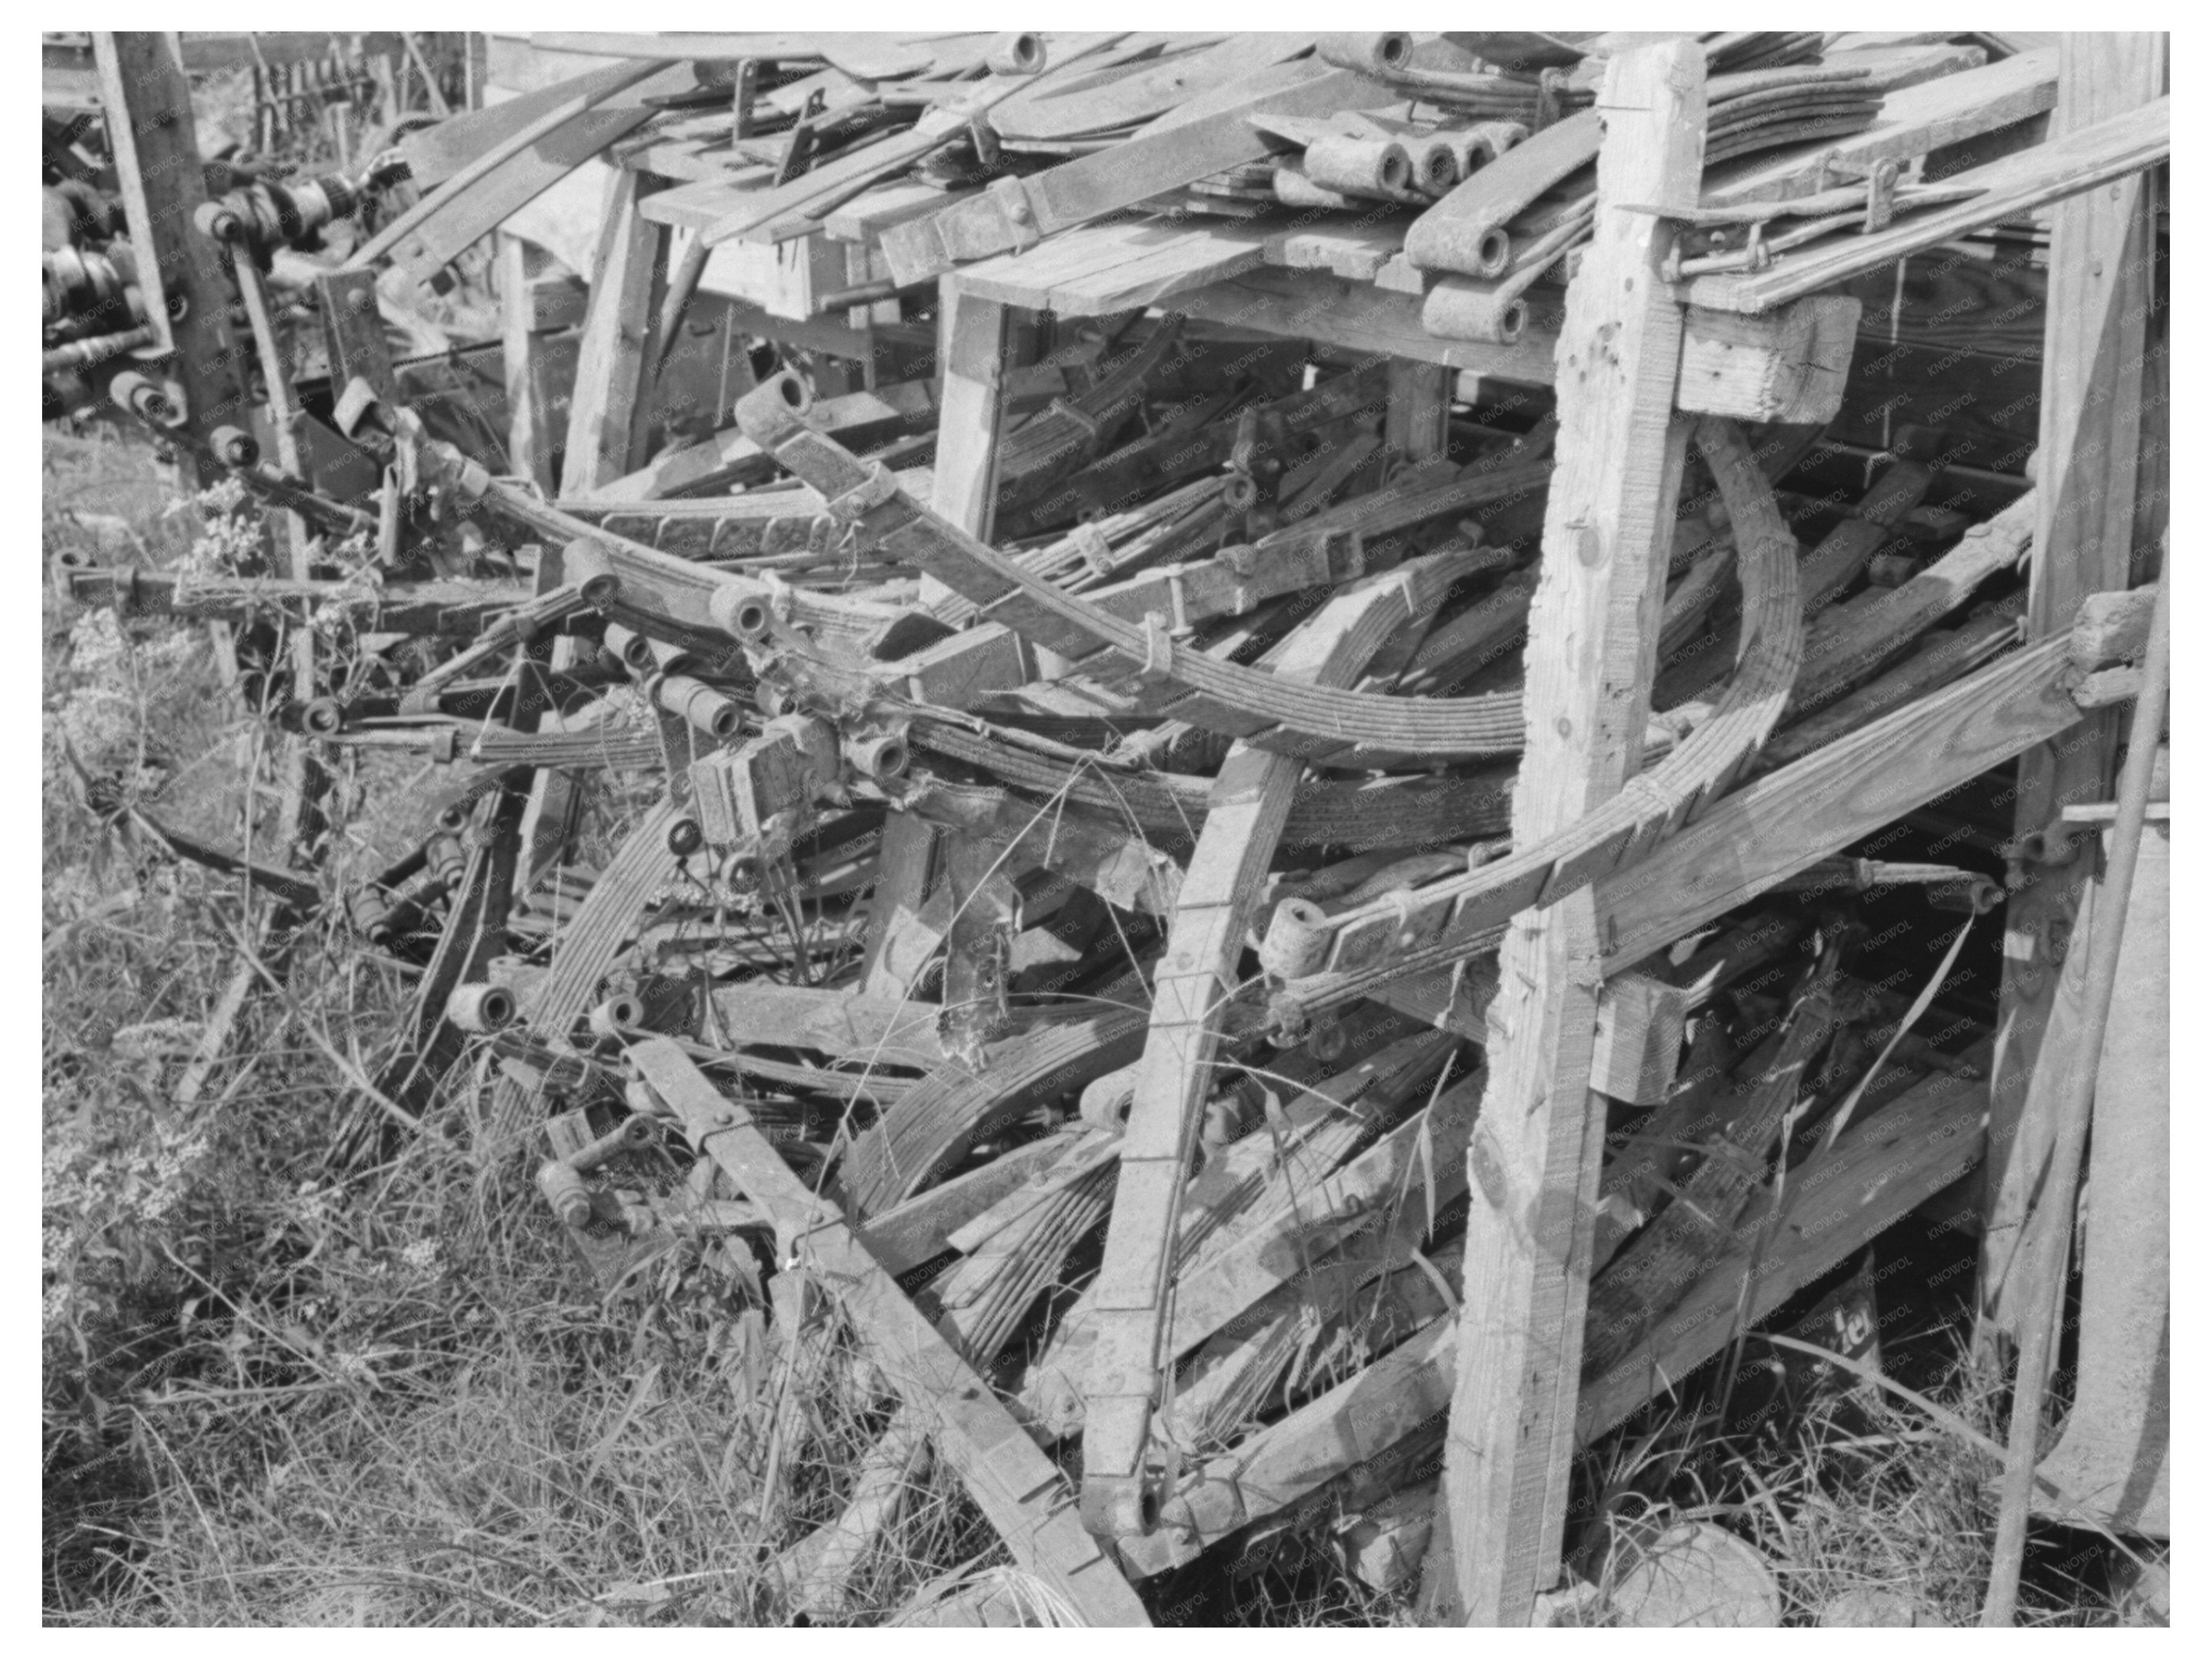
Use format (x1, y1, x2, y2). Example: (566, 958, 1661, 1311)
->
(825, 461, 900, 525)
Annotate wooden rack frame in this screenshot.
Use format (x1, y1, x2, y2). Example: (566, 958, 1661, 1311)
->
(757, 33, 2156, 1626)
(72, 26, 2165, 1629)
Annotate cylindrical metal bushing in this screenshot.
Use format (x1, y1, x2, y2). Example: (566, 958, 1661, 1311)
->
(1301, 135, 1415, 198)
(1257, 896, 1334, 980)
(447, 981, 517, 1034)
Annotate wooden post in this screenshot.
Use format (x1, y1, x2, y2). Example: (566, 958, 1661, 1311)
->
(517, 167, 667, 897)
(889, 279, 1022, 940)
(230, 253, 329, 866)
(1387, 359, 1453, 464)
(1979, 31, 2166, 1348)
(92, 31, 250, 485)
(923, 282, 1015, 607)
(558, 167, 665, 497)
(1418, 39, 1706, 1627)
(402, 32, 452, 118)
(498, 234, 554, 491)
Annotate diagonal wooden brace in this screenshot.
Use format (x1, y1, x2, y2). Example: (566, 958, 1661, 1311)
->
(629, 1038, 1151, 1626)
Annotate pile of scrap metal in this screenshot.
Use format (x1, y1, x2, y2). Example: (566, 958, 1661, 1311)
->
(43, 34, 431, 422)
(57, 27, 2168, 1628)
(43, 131, 390, 413)
(72, 380, 2151, 1620)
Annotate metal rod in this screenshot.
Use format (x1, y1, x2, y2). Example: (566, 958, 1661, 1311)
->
(1980, 565, 2169, 1625)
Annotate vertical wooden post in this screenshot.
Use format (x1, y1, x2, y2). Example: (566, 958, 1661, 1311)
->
(889, 278, 1020, 952)
(93, 31, 249, 485)
(231, 254, 330, 865)
(94, 30, 249, 682)
(498, 234, 553, 491)
(370, 49, 399, 129)
(1386, 359, 1453, 464)
(516, 167, 666, 898)
(401, 33, 452, 118)
(558, 167, 665, 497)
(1418, 39, 1706, 1628)
(1979, 31, 2166, 1348)
(847, 244, 902, 384)
(924, 282, 1014, 606)
(463, 31, 488, 112)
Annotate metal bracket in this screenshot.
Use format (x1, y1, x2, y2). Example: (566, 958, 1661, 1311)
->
(968, 112, 1002, 170)
(824, 460, 900, 525)
(1137, 611, 1177, 685)
(1812, 150, 1903, 233)
(774, 88, 829, 187)
(729, 59, 760, 141)
(987, 173, 1041, 252)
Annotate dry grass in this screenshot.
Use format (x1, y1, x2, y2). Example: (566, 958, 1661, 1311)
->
(1565, 1329, 2154, 1628)
(40, 427, 1021, 1628)
(57, 1162, 974, 1627)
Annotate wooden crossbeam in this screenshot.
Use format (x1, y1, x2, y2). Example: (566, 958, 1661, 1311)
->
(1171, 265, 1561, 384)
(1596, 634, 2093, 977)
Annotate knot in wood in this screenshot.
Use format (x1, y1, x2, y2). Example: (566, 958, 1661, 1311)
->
(1467, 1128, 1511, 1213)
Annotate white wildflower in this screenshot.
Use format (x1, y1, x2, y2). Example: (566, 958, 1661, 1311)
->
(112, 1017, 202, 1062)
(195, 477, 249, 517)
(182, 479, 263, 577)
(67, 607, 130, 675)
(310, 564, 383, 640)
